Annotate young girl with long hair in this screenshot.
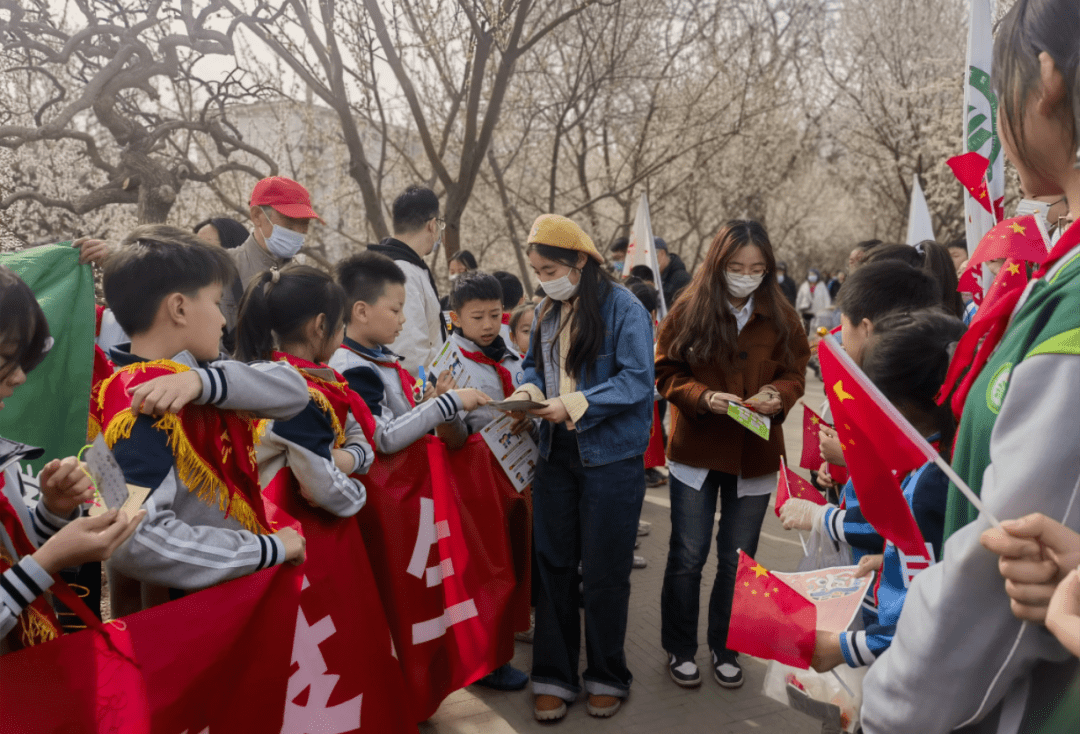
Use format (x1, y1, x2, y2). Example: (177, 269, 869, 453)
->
(656, 220, 808, 690)
(236, 265, 373, 516)
(508, 214, 655, 722)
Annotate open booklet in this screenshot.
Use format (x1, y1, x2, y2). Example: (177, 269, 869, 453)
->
(479, 413, 539, 493)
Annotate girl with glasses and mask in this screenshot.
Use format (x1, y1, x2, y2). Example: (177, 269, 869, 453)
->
(507, 214, 655, 722)
(654, 220, 808, 691)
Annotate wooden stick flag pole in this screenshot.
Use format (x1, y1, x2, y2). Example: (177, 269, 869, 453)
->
(930, 453, 1001, 529)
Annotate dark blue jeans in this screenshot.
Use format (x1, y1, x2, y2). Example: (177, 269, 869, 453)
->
(661, 470, 771, 658)
(531, 426, 646, 701)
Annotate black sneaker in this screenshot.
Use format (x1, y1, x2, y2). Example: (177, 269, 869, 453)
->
(712, 650, 743, 688)
(668, 653, 701, 688)
(645, 468, 667, 487)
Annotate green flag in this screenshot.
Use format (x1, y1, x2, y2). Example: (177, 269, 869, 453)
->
(0, 244, 95, 476)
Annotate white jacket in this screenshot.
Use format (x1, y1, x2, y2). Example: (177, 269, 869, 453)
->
(389, 259, 445, 377)
(795, 281, 832, 316)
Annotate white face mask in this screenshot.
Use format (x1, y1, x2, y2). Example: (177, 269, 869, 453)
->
(265, 225, 304, 259)
(807, 274, 819, 284)
(449, 273, 460, 282)
(543, 270, 580, 301)
(725, 272, 764, 298)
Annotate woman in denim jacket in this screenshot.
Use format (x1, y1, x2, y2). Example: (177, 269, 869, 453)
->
(508, 214, 654, 722)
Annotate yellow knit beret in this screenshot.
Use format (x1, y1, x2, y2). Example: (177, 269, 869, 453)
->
(527, 214, 604, 263)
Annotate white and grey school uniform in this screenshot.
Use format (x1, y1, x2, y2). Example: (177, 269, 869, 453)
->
(448, 332, 526, 435)
(104, 346, 308, 595)
(0, 440, 77, 643)
(257, 368, 373, 518)
(329, 338, 463, 455)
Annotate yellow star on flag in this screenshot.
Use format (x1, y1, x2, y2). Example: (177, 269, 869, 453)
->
(1009, 221, 1026, 235)
(751, 563, 769, 578)
(833, 381, 854, 403)
(1006, 262, 1021, 276)
(811, 415, 819, 425)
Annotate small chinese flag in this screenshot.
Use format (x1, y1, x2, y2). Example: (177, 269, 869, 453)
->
(947, 152, 993, 214)
(939, 257, 1030, 417)
(726, 550, 816, 669)
(800, 405, 826, 471)
(968, 215, 1050, 267)
(956, 264, 984, 304)
(775, 456, 827, 518)
(818, 336, 933, 561)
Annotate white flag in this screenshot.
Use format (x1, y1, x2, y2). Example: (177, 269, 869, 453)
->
(625, 192, 667, 318)
(963, 0, 1003, 255)
(906, 175, 936, 245)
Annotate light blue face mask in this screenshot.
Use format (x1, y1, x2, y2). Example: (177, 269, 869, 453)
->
(265, 225, 304, 259)
(612, 260, 625, 275)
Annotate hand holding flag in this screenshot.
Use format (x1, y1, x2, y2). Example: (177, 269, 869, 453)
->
(775, 456, 828, 519)
(726, 550, 816, 669)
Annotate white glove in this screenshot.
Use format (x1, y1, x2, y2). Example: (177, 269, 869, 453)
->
(780, 499, 832, 531)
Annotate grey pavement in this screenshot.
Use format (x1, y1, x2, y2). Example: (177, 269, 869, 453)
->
(420, 369, 828, 733)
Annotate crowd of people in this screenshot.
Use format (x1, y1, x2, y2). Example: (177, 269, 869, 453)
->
(0, 0, 1078, 731)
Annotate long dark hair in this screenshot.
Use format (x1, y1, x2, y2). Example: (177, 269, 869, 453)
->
(528, 243, 616, 380)
(861, 309, 966, 461)
(235, 264, 346, 362)
(864, 242, 964, 320)
(663, 220, 797, 369)
(0, 266, 51, 380)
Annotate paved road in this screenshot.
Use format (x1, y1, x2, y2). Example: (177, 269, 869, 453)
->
(420, 370, 828, 733)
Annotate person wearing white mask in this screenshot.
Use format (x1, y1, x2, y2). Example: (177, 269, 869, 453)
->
(795, 267, 832, 335)
(220, 176, 322, 349)
(654, 220, 808, 691)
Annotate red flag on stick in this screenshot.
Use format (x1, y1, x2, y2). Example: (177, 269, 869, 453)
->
(947, 152, 993, 214)
(775, 456, 827, 518)
(800, 405, 826, 471)
(726, 551, 816, 669)
(817, 336, 934, 561)
(968, 215, 1050, 267)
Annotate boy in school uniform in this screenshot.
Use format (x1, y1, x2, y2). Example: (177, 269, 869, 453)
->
(329, 251, 490, 455)
(97, 226, 308, 609)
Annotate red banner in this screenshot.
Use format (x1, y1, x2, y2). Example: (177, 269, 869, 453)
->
(265, 471, 418, 734)
(644, 402, 666, 468)
(0, 564, 303, 733)
(356, 434, 531, 722)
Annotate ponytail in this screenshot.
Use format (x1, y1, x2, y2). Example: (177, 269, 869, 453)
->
(235, 265, 346, 362)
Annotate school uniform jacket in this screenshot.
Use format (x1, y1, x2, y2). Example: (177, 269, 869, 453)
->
(449, 332, 526, 435)
(105, 346, 308, 592)
(329, 337, 463, 455)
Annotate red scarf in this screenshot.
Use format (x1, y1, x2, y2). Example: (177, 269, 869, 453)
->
(341, 342, 417, 408)
(501, 313, 511, 326)
(97, 361, 271, 534)
(272, 352, 376, 445)
(938, 218, 1080, 417)
(458, 348, 516, 399)
(0, 474, 103, 650)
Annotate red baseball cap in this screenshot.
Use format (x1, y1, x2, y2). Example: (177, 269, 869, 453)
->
(250, 177, 321, 221)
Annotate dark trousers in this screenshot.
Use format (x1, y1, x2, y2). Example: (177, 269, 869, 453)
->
(531, 426, 645, 701)
(660, 470, 771, 658)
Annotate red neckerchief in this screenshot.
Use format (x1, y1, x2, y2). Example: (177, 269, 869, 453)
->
(501, 313, 511, 326)
(0, 473, 106, 650)
(272, 351, 376, 445)
(340, 342, 417, 408)
(938, 218, 1080, 417)
(458, 347, 516, 399)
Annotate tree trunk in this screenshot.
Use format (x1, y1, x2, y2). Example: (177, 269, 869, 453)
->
(486, 150, 533, 291)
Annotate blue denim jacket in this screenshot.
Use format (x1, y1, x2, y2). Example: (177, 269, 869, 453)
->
(521, 284, 655, 467)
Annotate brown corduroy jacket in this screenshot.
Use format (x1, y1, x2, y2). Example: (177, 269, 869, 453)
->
(655, 301, 809, 478)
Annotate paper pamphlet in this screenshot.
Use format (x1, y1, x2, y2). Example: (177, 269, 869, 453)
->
(479, 413, 539, 493)
(773, 565, 873, 633)
(728, 402, 770, 440)
(85, 435, 150, 521)
(488, 398, 547, 412)
(429, 340, 476, 389)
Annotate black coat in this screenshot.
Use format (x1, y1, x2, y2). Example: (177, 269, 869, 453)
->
(661, 253, 693, 307)
(778, 275, 797, 306)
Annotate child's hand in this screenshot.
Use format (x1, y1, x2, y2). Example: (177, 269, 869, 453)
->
(275, 527, 307, 566)
(434, 370, 456, 398)
(128, 371, 203, 416)
(980, 513, 1080, 623)
(855, 553, 884, 578)
(39, 457, 94, 517)
(819, 426, 846, 466)
(811, 630, 845, 672)
(509, 411, 532, 435)
(816, 470, 837, 490)
(454, 388, 491, 411)
(33, 509, 146, 574)
(1046, 567, 1080, 656)
(72, 237, 111, 266)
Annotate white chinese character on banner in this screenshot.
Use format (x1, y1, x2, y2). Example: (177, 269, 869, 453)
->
(406, 497, 478, 644)
(281, 577, 363, 734)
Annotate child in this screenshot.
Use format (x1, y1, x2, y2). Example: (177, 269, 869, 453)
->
(508, 303, 534, 356)
(0, 265, 143, 651)
(809, 309, 964, 670)
(493, 270, 525, 346)
(440, 270, 531, 690)
(98, 226, 308, 607)
(329, 251, 490, 455)
(235, 265, 373, 517)
(507, 214, 655, 721)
